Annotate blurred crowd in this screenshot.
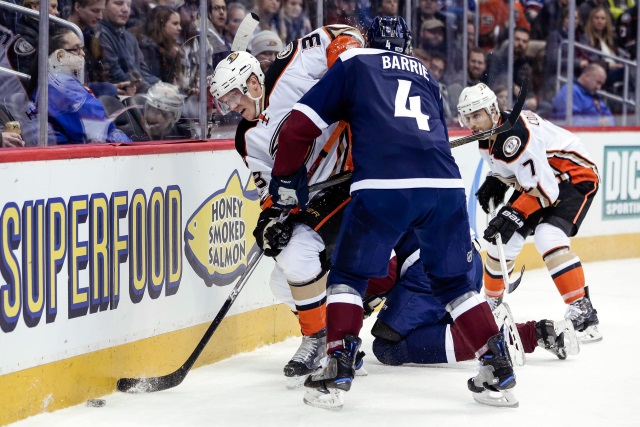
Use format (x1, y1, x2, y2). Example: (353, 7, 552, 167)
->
(0, 0, 637, 146)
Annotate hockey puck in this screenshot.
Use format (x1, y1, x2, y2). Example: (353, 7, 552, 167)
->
(86, 399, 106, 407)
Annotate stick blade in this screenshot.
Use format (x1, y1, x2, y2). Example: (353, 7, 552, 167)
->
(117, 371, 186, 393)
(231, 12, 260, 52)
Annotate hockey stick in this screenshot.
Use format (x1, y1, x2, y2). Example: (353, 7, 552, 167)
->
(488, 200, 525, 294)
(450, 80, 528, 149)
(231, 12, 260, 52)
(116, 173, 351, 394)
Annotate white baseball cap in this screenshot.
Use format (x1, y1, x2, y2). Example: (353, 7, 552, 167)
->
(250, 30, 283, 56)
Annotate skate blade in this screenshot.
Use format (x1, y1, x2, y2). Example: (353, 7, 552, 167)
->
(285, 375, 308, 390)
(554, 319, 580, 355)
(303, 388, 344, 410)
(493, 303, 526, 367)
(577, 325, 603, 344)
(472, 389, 519, 408)
(355, 366, 368, 377)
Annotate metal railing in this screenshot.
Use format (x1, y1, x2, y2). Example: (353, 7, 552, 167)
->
(557, 40, 637, 126)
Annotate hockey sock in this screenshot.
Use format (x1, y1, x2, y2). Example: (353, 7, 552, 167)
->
(544, 248, 586, 304)
(516, 321, 538, 354)
(291, 278, 327, 336)
(326, 296, 363, 354)
(448, 292, 500, 356)
(483, 254, 513, 299)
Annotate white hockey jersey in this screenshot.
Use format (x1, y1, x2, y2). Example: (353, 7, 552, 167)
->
(479, 110, 600, 217)
(235, 25, 364, 205)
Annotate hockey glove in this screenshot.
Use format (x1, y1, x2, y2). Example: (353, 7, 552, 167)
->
(253, 208, 293, 257)
(483, 206, 525, 243)
(269, 166, 309, 209)
(476, 175, 509, 214)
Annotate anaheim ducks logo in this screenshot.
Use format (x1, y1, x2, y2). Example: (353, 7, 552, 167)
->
(503, 136, 521, 157)
(227, 52, 240, 63)
(277, 42, 293, 59)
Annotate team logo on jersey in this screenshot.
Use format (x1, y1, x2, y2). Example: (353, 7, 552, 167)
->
(14, 37, 35, 55)
(503, 136, 521, 157)
(277, 42, 293, 59)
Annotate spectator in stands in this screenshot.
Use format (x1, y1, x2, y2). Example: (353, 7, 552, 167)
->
(326, 0, 362, 31)
(278, 0, 312, 44)
(67, 0, 125, 97)
(1, 132, 25, 147)
(578, 0, 612, 28)
(478, 0, 529, 51)
(531, 0, 567, 40)
(487, 26, 534, 89)
(447, 47, 489, 117)
(253, 0, 281, 33)
(208, 0, 231, 68)
(133, 6, 184, 85)
(250, 30, 283, 72)
(225, 2, 247, 46)
(98, 0, 159, 93)
(177, 0, 213, 96)
(28, 28, 131, 144)
(9, 0, 59, 74)
(428, 51, 454, 122)
(420, 18, 446, 55)
(127, 0, 151, 29)
(377, 0, 398, 16)
(413, 0, 449, 49)
(551, 62, 615, 126)
(542, 7, 588, 102)
(617, 5, 637, 59)
(579, 5, 625, 91)
(412, 47, 430, 68)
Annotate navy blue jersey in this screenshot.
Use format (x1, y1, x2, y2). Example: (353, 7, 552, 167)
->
(292, 48, 463, 192)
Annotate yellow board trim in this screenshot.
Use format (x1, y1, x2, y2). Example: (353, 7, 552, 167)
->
(0, 304, 300, 426)
(2, 233, 639, 425)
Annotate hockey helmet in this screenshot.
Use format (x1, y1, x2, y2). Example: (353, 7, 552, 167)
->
(143, 82, 185, 137)
(208, 51, 265, 116)
(457, 83, 500, 128)
(367, 15, 412, 55)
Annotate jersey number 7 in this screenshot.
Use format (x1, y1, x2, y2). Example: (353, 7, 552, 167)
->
(394, 80, 430, 131)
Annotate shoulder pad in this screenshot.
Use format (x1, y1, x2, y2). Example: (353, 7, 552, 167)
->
(492, 112, 529, 163)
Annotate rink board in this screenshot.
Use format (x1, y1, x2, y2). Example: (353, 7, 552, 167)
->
(1, 131, 639, 425)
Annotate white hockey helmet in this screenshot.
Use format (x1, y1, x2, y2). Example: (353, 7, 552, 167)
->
(208, 51, 265, 117)
(457, 83, 500, 128)
(143, 82, 185, 137)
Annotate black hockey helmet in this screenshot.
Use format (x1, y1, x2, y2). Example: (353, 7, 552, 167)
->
(367, 15, 412, 55)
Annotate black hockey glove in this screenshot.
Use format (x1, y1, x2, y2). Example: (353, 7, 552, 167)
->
(269, 166, 309, 209)
(475, 175, 509, 214)
(483, 206, 525, 244)
(253, 208, 293, 257)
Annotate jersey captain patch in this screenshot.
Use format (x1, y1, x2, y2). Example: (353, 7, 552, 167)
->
(503, 136, 521, 157)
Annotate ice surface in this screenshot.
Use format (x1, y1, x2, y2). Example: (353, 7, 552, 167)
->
(11, 258, 639, 427)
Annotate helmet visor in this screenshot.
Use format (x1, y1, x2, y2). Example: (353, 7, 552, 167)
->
(214, 88, 243, 115)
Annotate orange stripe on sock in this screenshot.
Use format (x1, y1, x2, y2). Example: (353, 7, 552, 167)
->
(553, 267, 586, 303)
(483, 268, 505, 298)
(298, 302, 326, 336)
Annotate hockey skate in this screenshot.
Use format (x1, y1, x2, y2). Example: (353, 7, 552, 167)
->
(303, 335, 362, 410)
(565, 296, 603, 344)
(536, 319, 580, 359)
(492, 303, 525, 367)
(468, 333, 519, 408)
(486, 294, 503, 312)
(284, 329, 326, 389)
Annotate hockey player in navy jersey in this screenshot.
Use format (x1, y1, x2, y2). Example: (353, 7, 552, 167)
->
(457, 83, 602, 344)
(270, 16, 518, 409)
(368, 230, 579, 367)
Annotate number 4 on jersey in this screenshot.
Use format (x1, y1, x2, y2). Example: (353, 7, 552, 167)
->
(394, 79, 430, 131)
